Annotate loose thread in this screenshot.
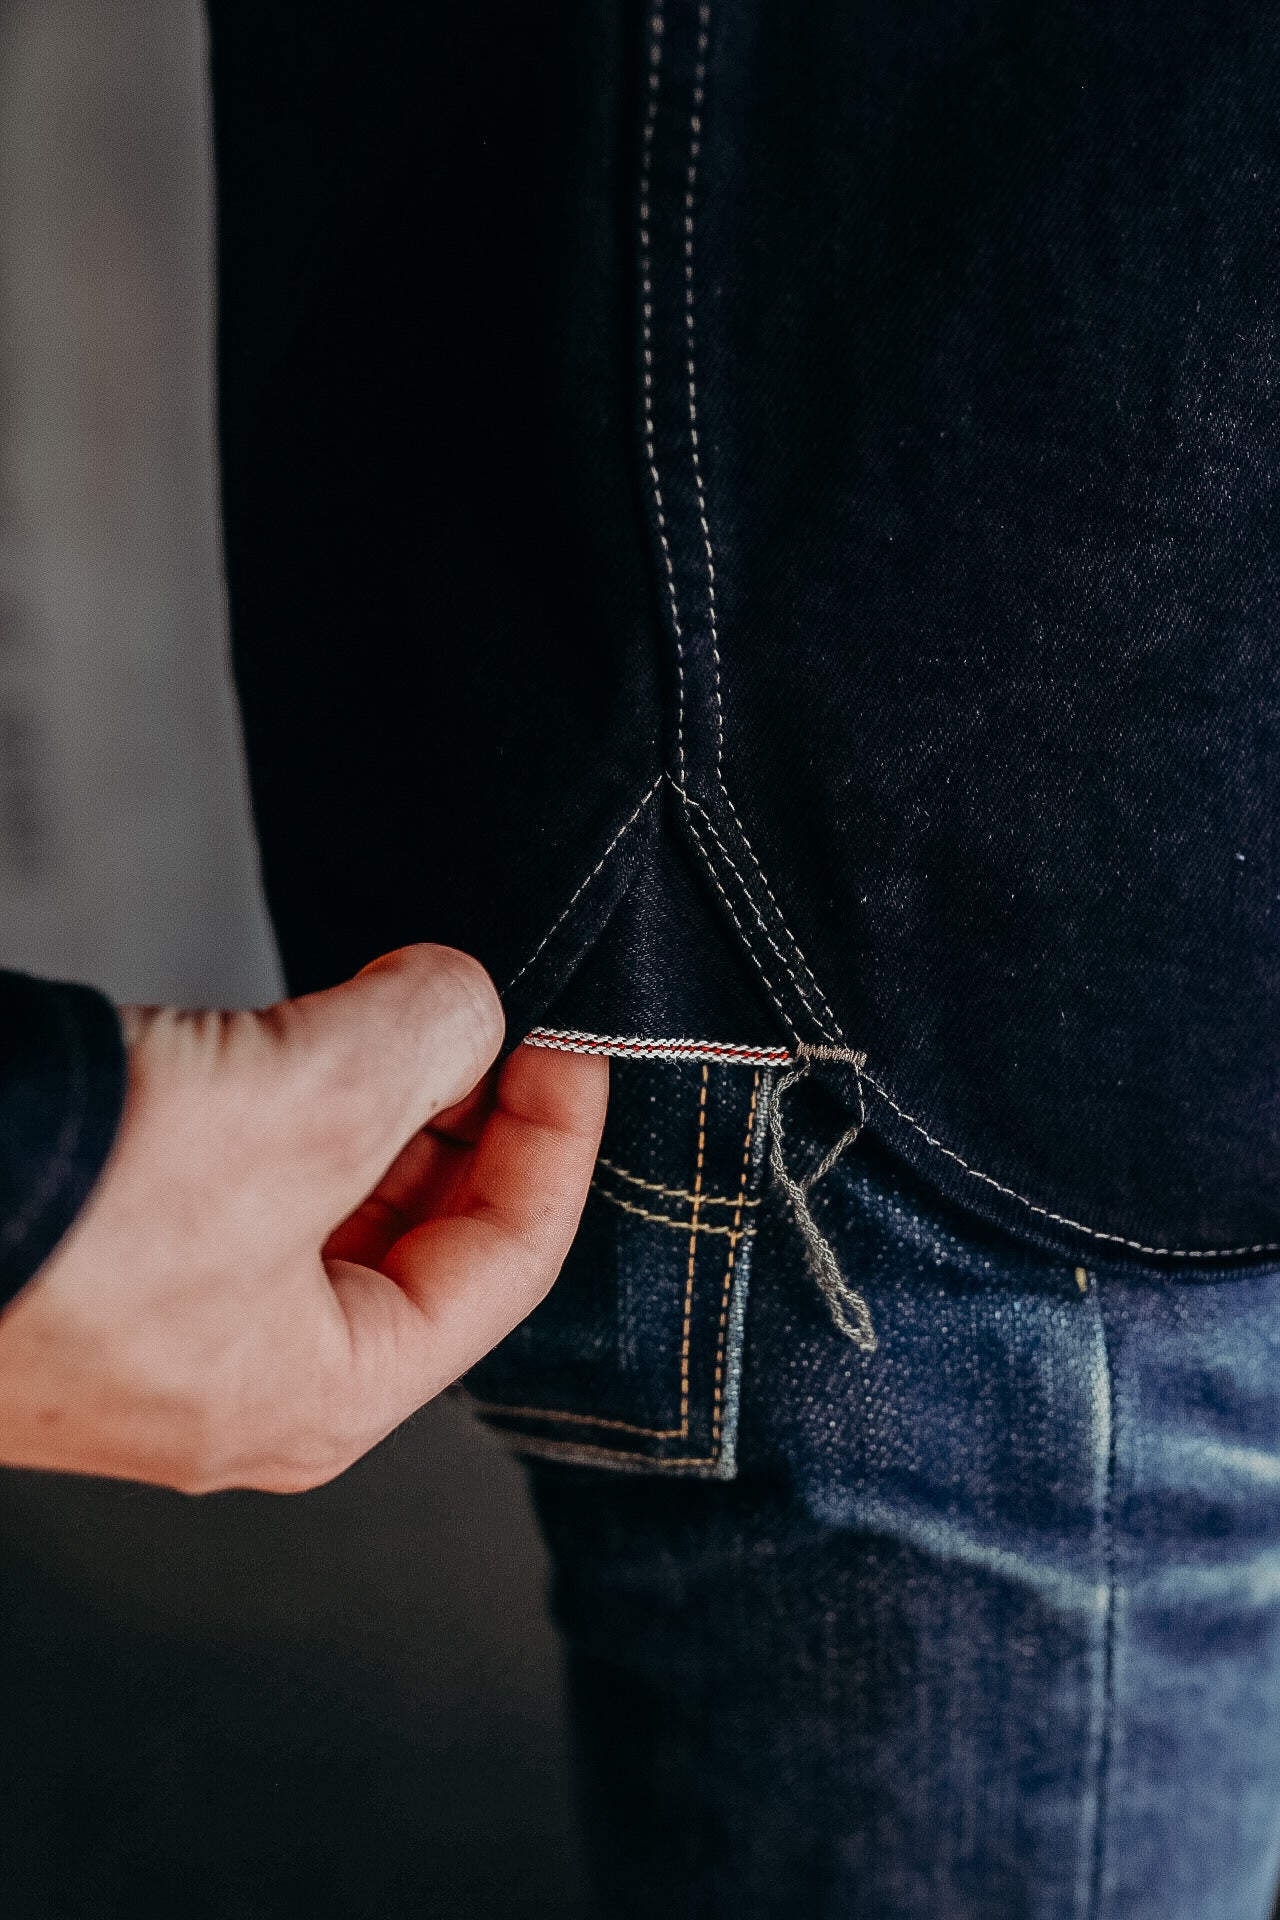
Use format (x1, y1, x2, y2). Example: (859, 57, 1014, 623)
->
(768, 1063, 877, 1351)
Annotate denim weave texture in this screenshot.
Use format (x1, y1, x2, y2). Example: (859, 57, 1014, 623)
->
(206, 5, 1280, 1912)
(481, 1064, 1280, 1919)
(214, 0, 1280, 1254)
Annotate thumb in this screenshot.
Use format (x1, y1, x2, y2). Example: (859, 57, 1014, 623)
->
(273, 944, 505, 1220)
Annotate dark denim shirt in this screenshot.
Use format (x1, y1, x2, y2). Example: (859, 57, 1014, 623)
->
(206, 2, 1280, 1262)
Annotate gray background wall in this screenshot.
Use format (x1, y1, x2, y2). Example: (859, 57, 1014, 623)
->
(0, 6, 585, 1914)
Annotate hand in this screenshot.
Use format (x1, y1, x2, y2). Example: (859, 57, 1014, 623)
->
(0, 946, 607, 1493)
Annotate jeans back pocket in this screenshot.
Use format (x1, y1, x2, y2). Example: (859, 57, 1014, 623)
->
(464, 1054, 773, 1477)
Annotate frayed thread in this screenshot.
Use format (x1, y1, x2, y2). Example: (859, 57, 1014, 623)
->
(768, 1061, 877, 1351)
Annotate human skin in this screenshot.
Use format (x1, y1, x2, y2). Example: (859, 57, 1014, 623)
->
(0, 944, 607, 1494)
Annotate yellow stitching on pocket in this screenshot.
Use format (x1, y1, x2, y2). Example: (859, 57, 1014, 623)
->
(677, 1065, 710, 1433)
(472, 1067, 762, 1464)
(711, 1069, 760, 1448)
(595, 1156, 760, 1209)
(591, 1185, 750, 1235)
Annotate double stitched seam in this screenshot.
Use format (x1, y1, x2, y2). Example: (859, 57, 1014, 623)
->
(682, 5, 723, 778)
(639, 4, 811, 1042)
(678, 1064, 710, 1434)
(710, 1068, 760, 1448)
(658, 2, 1235, 1257)
(654, 96, 1268, 1275)
(502, 19, 835, 1046)
(476, 1066, 714, 1443)
(594, 1186, 750, 1237)
(719, 787, 845, 1035)
(640, 7, 689, 785)
(502, 776, 662, 994)
(524, 1026, 790, 1066)
(597, 1155, 760, 1207)
(476, 1067, 762, 1461)
(652, 3, 852, 1052)
(683, 806, 804, 1043)
(541, 1026, 1271, 1258)
(678, 787, 843, 1043)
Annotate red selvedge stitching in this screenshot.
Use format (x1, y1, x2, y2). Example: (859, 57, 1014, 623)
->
(527, 1030, 1280, 1263)
(523, 1026, 792, 1065)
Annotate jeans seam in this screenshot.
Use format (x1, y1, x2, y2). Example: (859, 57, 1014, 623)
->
(501, 776, 662, 995)
(719, 786, 845, 1034)
(540, 1029, 1280, 1260)
(639, 1, 688, 784)
(596, 1155, 762, 1208)
(683, 804, 805, 1043)
(593, 1186, 755, 1238)
(680, 2, 722, 779)
(640, 0, 843, 1043)
(676, 1064, 711, 1433)
(671, 0, 849, 1041)
(711, 1068, 760, 1450)
(678, 787, 843, 1043)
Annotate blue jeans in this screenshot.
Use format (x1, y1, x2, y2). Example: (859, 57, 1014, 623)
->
(468, 1056, 1280, 1918)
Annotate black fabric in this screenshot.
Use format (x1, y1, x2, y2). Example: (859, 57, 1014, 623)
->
(207, 6, 663, 1013)
(0, 971, 126, 1312)
(209, 2, 1280, 1259)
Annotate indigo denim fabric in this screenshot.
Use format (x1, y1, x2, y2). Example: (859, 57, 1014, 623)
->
(212, 2, 1280, 1257)
(472, 1061, 1280, 1919)
(208, 10, 1280, 1910)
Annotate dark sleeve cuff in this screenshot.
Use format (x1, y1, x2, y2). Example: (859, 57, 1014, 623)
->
(0, 970, 127, 1312)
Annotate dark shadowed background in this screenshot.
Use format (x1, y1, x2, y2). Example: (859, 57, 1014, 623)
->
(0, 6, 586, 1914)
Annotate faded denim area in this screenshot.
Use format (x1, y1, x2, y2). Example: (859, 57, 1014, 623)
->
(480, 1066, 1280, 1919)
